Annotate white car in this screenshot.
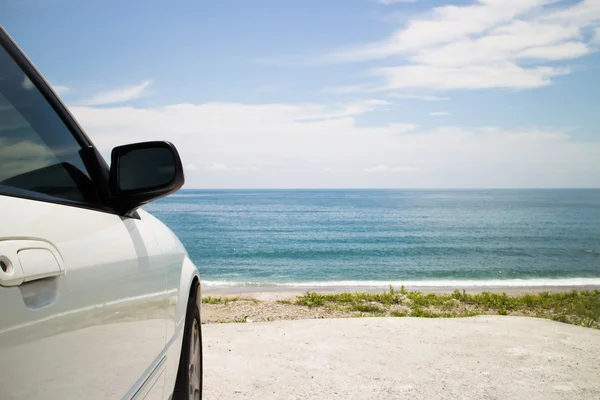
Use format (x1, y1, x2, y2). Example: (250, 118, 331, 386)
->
(0, 26, 203, 399)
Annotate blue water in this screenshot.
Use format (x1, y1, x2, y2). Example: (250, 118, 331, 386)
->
(145, 189, 600, 288)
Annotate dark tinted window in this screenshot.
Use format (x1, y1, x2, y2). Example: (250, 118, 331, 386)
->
(0, 44, 99, 204)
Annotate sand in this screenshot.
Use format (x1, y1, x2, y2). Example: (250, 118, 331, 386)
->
(199, 286, 600, 324)
(202, 316, 600, 400)
(201, 285, 600, 301)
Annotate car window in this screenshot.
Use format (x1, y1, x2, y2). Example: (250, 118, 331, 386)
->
(0, 44, 99, 205)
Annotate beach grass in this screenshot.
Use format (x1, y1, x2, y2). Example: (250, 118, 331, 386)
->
(201, 287, 600, 329)
(294, 286, 600, 329)
(232, 315, 249, 323)
(202, 296, 259, 305)
(350, 303, 384, 313)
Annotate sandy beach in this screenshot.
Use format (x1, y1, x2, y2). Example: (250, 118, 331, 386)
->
(201, 284, 600, 300)
(202, 316, 600, 400)
(200, 285, 600, 324)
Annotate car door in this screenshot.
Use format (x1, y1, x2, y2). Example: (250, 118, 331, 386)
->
(0, 29, 168, 399)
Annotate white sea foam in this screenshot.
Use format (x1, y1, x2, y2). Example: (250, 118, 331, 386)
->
(201, 278, 600, 289)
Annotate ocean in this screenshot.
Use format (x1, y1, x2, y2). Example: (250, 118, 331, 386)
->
(145, 189, 600, 289)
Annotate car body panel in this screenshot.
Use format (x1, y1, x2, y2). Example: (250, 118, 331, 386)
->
(0, 195, 167, 399)
(0, 203, 201, 400)
(137, 209, 201, 399)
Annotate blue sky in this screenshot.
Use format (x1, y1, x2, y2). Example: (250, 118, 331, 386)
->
(2, 0, 600, 188)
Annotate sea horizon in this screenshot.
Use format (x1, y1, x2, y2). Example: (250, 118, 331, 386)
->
(147, 189, 600, 289)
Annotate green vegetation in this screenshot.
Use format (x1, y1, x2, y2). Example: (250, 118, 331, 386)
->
(295, 285, 405, 308)
(202, 296, 259, 304)
(232, 315, 248, 323)
(293, 287, 600, 329)
(390, 310, 408, 317)
(350, 303, 384, 313)
(200, 287, 600, 328)
(409, 308, 479, 318)
(295, 292, 327, 308)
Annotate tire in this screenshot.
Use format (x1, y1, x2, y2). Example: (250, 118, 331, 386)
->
(173, 283, 203, 400)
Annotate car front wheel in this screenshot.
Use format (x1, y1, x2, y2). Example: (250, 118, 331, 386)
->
(173, 284, 202, 400)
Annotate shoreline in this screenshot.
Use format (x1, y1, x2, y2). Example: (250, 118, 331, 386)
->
(201, 282, 600, 301)
(200, 286, 600, 327)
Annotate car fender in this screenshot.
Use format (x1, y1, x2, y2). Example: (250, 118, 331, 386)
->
(137, 209, 201, 398)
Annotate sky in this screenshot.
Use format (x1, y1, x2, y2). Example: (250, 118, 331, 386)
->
(2, 0, 600, 188)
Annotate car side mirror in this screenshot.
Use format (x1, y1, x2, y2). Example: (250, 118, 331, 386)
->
(110, 141, 184, 215)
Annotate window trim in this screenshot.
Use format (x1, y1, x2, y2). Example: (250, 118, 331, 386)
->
(0, 26, 117, 215)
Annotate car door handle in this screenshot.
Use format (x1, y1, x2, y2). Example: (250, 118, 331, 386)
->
(0, 240, 64, 287)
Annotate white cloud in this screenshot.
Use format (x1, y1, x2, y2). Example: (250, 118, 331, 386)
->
(516, 41, 590, 60)
(365, 165, 389, 172)
(376, 63, 570, 90)
(430, 111, 451, 116)
(184, 164, 198, 171)
(389, 94, 449, 101)
(69, 100, 600, 188)
(365, 165, 420, 172)
(332, 0, 557, 62)
(408, 21, 586, 67)
(79, 81, 151, 106)
(324, 0, 600, 91)
(206, 163, 259, 173)
(296, 99, 393, 120)
(207, 163, 229, 171)
(324, 168, 352, 172)
(541, 0, 600, 26)
(232, 166, 260, 172)
(51, 84, 71, 95)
